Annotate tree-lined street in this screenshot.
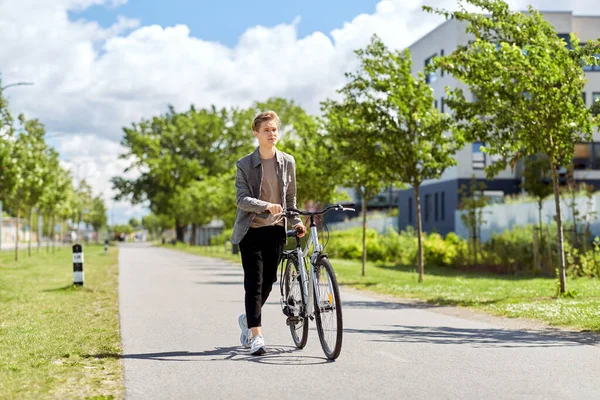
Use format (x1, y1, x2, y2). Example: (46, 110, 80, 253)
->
(118, 244, 600, 399)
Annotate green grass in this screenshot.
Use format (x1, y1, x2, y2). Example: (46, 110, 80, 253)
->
(166, 243, 600, 332)
(0, 244, 123, 400)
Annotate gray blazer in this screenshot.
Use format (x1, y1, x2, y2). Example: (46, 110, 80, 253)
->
(230, 147, 303, 245)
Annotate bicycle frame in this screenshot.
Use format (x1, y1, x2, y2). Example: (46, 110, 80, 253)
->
(293, 217, 329, 319)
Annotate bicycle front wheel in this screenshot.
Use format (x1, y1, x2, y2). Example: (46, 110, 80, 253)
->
(283, 257, 309, 349)
(313, 257, 343, 360)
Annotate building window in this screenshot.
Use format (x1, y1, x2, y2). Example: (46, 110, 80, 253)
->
(425, 54, 437, 84)
(472, 141, 485, 169)
(592, 144, 600, 170)
(441, 192, 445, 221)
(582, 92, 587, 105)
(408, 197, 413, 224)
(434, 193, 439, 221)
(441, 97, 445, 113)
(593, 93, 600, 104)
(424, 194, 431, 222)
(573, 143, 592, 170)
(440, 49, 444, 77)
(558, 33, 572, 49)
(434, 99, 438, 109)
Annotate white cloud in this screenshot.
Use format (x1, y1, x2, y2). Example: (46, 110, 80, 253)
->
(1, 0, 599, 223)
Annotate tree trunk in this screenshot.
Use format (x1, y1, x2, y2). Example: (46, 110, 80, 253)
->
(46, 215, 50, 254)
(175, 220, 185, 243)
(59, 220, 63, 251)
(15, 208, 20, 261)
(28, 210, 32, 257)
(538, 201, 543, 243)
(38, 213, 42, 254)
(51, 216, 56, 254)
(414, 184, 424, 283)
(361, 192, 367, 277)
(191, 223, 197, 246)
(551, 163, 567, 294)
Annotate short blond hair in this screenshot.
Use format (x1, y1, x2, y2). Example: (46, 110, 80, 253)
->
(252, 110, 280, 132)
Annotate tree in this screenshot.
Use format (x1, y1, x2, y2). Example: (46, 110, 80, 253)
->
(458, 176, 488, 265)
(73, 179, 93, 240)
(128, 217, 140, 229)
(112, 105, 255, 241)
(142, 213, 174, 241)
(522, 156, 554, 243)
(321, 97, 387, 277)
(331, 34, 462, 282)
(424, 0, 600, 293)
(8, 115, 53, 259)
(88, 196, 108, 242)
(278, 108, 348, 208)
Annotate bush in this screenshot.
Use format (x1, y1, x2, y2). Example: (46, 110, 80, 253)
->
(209, 228, 233, 246)
(326, 225, 466, 267)
(566, 238, 600, 278)
(481, 225, 535, 273)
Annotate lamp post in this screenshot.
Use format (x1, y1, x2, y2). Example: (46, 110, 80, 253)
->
(1, 82, 34, 91)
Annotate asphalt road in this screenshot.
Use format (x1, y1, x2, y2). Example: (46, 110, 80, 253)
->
(118, 243, 600, 400)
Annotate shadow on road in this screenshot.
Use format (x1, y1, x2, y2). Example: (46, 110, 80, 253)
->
(86, 345, 330, 365)
(345, 325, 600, 348)
(343, 300, 437, 310)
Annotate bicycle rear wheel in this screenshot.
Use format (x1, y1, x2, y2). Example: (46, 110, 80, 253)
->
(313, 257, 343, 360)
(283, 257, 309, 349)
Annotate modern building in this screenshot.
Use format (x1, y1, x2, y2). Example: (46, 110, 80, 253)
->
(397, 11, 600, 236)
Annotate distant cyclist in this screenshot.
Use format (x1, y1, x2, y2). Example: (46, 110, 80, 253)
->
(231, 110, 306, 355)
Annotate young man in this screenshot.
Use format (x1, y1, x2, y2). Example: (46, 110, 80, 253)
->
(230, 110, 306, 355)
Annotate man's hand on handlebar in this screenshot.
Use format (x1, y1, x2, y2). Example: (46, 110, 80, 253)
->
(265, 202, 283, 215)
(293, 223, 306, 238)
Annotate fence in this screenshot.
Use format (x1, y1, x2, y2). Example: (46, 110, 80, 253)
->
(327, 215, 398, 234)
(455, 193, 600, 242)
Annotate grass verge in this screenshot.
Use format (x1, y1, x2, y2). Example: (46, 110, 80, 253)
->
(0, 244, 122, 400)
(165, 243, 600, 333)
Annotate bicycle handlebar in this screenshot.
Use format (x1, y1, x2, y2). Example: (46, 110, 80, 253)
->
(255, 202, 356, 226)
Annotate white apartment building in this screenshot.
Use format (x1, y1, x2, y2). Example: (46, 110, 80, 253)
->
(397, 11, 600, 235)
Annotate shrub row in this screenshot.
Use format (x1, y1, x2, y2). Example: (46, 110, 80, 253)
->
(206, 222, 599, 277)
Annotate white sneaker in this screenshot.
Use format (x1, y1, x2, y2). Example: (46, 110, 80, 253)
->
(249, 334, 266, 356)
(238, 314, 251, 348)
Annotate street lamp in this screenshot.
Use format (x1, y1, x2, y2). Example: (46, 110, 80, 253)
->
(1, 82, 34, 90)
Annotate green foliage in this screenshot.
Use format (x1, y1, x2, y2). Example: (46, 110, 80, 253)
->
(326, 227, 465, 268)
(522, 156, 554, 206)
(322, 34, 463, 281)
(565, 238, 600, 278)
(424, 0, 600, 293)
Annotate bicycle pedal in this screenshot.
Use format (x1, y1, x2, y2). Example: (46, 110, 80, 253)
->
(286, 316, 301, 326)
(281, 305, 290, 316)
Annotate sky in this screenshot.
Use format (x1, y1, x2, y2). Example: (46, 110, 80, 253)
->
(1, 0, 599, 225)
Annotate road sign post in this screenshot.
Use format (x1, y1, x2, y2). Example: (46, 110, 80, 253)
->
(73, 244, 84, 286)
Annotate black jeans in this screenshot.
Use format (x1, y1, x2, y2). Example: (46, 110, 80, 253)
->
(239, 225, 286, 328)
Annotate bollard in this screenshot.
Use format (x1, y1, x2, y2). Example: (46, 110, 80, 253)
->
(73, 244, 84, 286)
(104, 239, 109, 254)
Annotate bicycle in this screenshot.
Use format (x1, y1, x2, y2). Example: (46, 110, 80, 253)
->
(274, 203, 355, 360)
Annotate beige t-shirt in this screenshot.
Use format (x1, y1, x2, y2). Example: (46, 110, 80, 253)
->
(250, 156, 285, 228)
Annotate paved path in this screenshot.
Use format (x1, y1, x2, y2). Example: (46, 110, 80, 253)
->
(118, 244, 600, 400)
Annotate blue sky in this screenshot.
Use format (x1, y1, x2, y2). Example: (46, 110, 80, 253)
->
(71, 0, 381, 46)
